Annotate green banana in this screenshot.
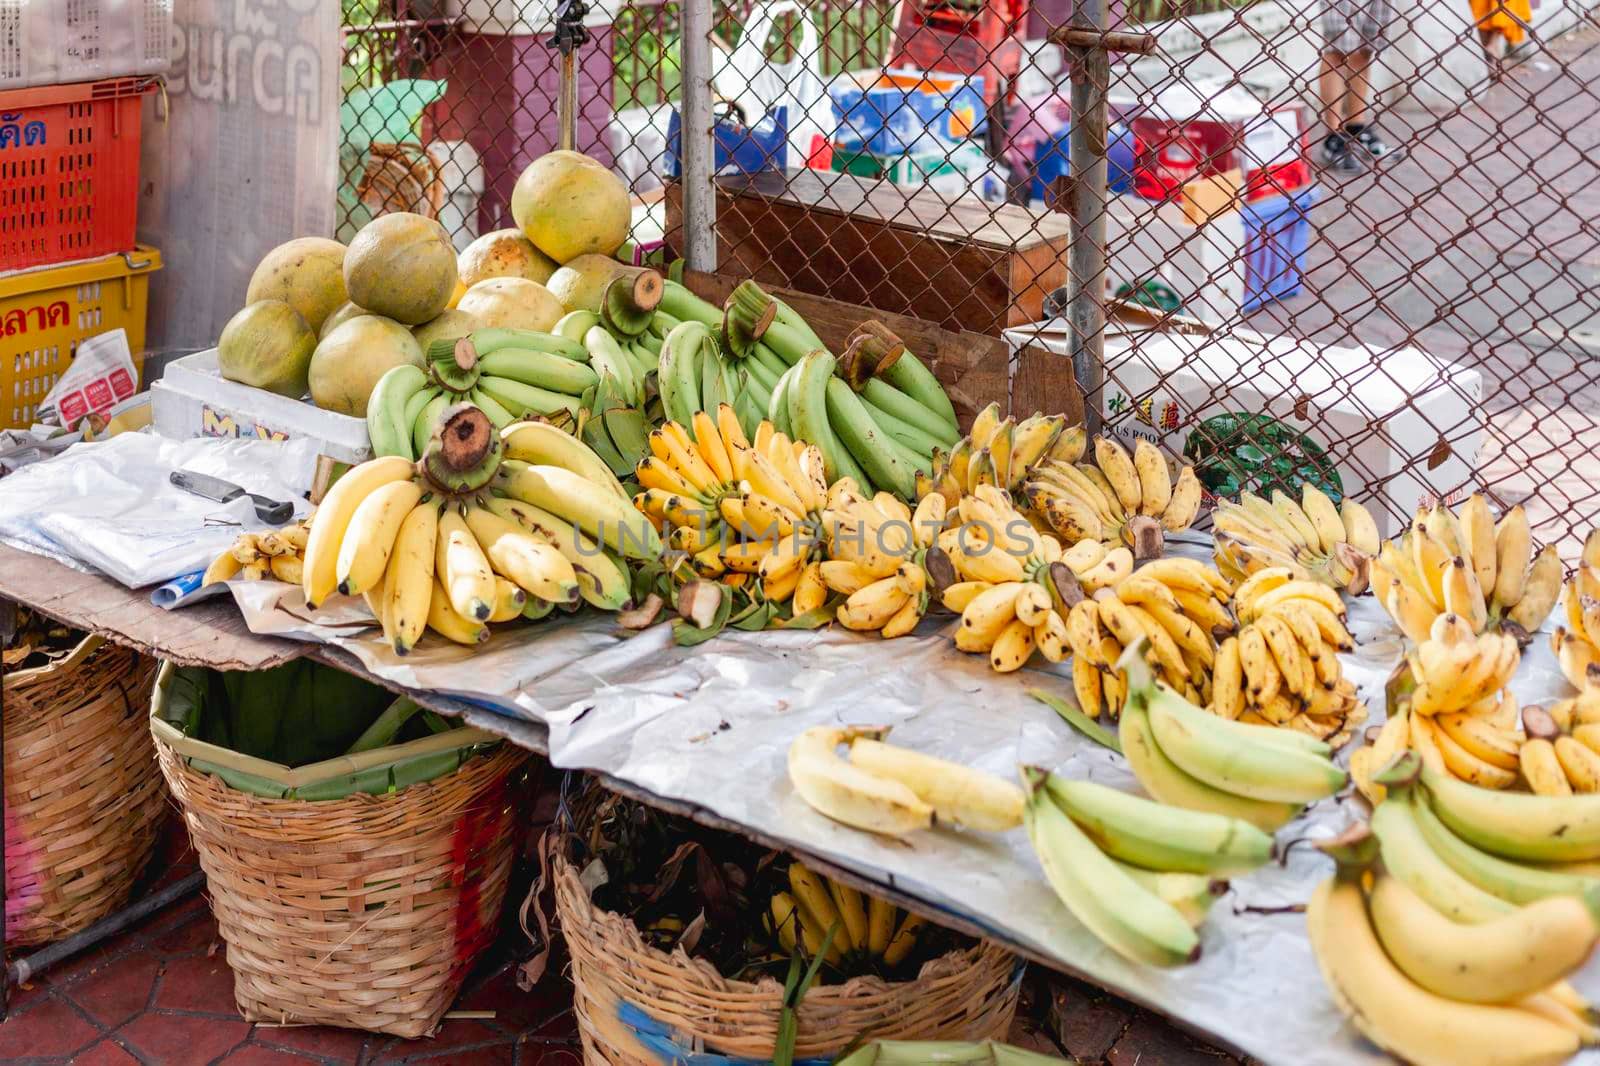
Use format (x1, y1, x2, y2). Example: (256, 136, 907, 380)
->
(699, 341, 728, 415)
(555, 310, 602, 345)
(367, 364, 429, 459)
(733, 389, 765, 441)
(468, 386, 515, 429)
(1044, 775, 1274, 876)
(400, 385, 441, 454)
(861, 376, 960, 445)
(470, 327, 588, 361)
(1112, 861, 1228, 929)
(1141, 672, 1346, 804)
(628, 337, 661, 374)
(748, 341, 790, 382)
(583, 326, 640, 408)
(1371, 790, 1516, 923)
(1024, 771, 1199, 967)
(861, 395, 943, 469)
(479, 348, 598, 395)
(741, 346, 782, 394)
(1424, 761, 1600, 862)
(877, 350, 957, 430)
(522, 595, 557, 621)
(1409, 786, 1600, 904)
(478, 375, 582, 420)
(494, 459, 662, 560)
(772, 297, 827, 354)
(411, 392, 450, 457)
(789, 351, 871, 490)
(658, 321, 709, 428)
(769, 364, 797, 438)
(658, 280, 722, 326)
(1118, 697, 1300, 832)
(740, 367, 772, 416)
(825, 377, 917, 498)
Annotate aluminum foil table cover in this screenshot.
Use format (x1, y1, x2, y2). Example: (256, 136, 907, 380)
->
(224, 548, 1595, 1066)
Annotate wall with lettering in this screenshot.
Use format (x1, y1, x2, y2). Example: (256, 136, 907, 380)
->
(138, 0, 340, 353)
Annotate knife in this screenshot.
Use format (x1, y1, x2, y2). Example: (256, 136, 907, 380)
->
(170, 469, 296, 525)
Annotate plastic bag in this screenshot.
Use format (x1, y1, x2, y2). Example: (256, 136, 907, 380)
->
(714, 0, 830, 170)
(0, 433, 319, 588)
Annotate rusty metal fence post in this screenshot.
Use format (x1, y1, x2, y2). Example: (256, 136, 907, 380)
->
(680, 0, 719, 273)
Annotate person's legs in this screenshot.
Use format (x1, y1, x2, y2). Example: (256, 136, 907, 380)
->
(1318, 50, 1348, 134)
(1342, 48, 1372, 127)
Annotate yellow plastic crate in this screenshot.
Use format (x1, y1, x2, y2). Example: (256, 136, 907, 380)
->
(1, 245, 163, 429)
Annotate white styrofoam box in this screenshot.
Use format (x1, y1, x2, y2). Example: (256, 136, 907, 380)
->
(0, 0, 172, 91)
(447, 0, 615, 35)
(150, 349, 372, 466)
(428, 139, 484, 252)
(1003, 322, 1484, 537)
(1105, 194, 1245, 324)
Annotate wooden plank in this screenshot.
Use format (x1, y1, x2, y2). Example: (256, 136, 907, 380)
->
(0, 543, 303, 672)
(665, 173, 1071, 335)
(683, 270, 1083, 428)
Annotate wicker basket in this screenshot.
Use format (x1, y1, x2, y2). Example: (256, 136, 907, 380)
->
(155, 731, 524, 1038)
(553, 838, 1022, 1064)
(4, 637, 164, 947)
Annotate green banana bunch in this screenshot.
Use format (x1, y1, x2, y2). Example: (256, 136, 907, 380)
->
(366, 327, 595, 459)
(659, 320, 766, 442)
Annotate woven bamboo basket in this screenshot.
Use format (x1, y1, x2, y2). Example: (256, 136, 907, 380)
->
(553, 838, 1022, 1064)
(4, 637, 164, 947)
(155, 733, 524, 1038)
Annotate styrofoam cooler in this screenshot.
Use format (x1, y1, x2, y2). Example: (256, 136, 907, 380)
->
(1003, 322, 1484, 538)
(1113, 78, 1311, 205)
(1104, 194, 1247, 323)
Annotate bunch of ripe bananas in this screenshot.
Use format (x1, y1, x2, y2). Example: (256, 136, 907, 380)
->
(1210, 485, 1380, 594)
(202, 521, 311, 586)
(301, 408, 650, 651)
(1061, 558, 1233, 717)
(1212, 569, 1365, 744)
(633, 405, 828, 603)
(1309, 806, 1599, 1066)
(1516, 696, 1600, 797)
(768, 862, 924, 969)
(813, 483, 945, 636)
(1022, 435, 1203, 562)
(917, 403, 1080, 504)
(1552, 529, 1600, 690)
(1370, 496, 1560, 644)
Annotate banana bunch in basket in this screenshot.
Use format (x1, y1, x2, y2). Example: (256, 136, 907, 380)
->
(1211, 485, 1379, 594)
(1063, 558, 1233, 717)
(1211, 568, 1366, 744)
(302, 407, 651, 652)
(769, 861, 924, 969)
(633, 406, 829, 603)
(202, 522, 311, 586)
(1551, 529, 1600, 689)
(1023, 435, 1203, 562)
(1370, 496, 1561, 644)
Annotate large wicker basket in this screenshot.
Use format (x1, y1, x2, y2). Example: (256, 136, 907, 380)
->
(155, 731, 524, 1038)
(5, 637, 164, 947)
(553, 837, 1022, 1063)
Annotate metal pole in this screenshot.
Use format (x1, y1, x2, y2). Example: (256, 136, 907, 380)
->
(9, 873, 205, 987)
(680, 0, 718, 273)
(1066, 0, 1111, 435)
(557, 51, 578, 152)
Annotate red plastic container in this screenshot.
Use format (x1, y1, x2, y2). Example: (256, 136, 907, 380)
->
(0, 77, 159, 273)
(1125, 82, 1310, 205)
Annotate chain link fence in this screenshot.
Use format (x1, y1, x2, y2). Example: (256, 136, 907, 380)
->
(337, 0, 1600, 553)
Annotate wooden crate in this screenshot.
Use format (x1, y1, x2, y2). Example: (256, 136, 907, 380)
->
(683, 270, 1082, 430)
(665, 171, 1070, 334)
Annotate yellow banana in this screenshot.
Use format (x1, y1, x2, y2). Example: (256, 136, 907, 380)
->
(1492, 505, 1533, 609)
(1094, 436, 1143, 513)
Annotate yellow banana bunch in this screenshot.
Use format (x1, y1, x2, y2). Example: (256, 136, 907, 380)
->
(202, 521, 312, 586)
(1210, 484, 1379, 595)
(1023, 434, 1203, 561)
(1061, 558, 1233, 717)
(1370, 497, 1561, 645)
(815, 486, 943, 635)
(1552, 529, 1600, 690)
(300, 404, 642, 654)
(1517, 697, 1600, 796)
(917, 403, 1078, 502)
(635, 405, 829, 604)
(1211, 575, 1365, 745)
(768, 862, 925, 968)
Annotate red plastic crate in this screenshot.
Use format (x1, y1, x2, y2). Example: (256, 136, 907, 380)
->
(0, 77, 159, 273)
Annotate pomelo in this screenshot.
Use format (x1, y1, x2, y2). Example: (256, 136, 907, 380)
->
(319, 300, 369, 340)
(308, 315, 424, 417)
(455, 277, 563, 332)
(458, 228, 559, 289)
(343, 213, 458, 325)
(510, 151, 630, 264)
(545, 253, 623, 313)
(245, 237, 347, 333)
(217, 300, 316, 398)
(413, 308, 481, 351)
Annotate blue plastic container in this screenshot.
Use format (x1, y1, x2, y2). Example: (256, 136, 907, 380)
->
(666, 105, 788, 178)
(1240, 184, 1320, 312)
(1031, 122, 1136, 201)
(829, 69, 986, 156)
